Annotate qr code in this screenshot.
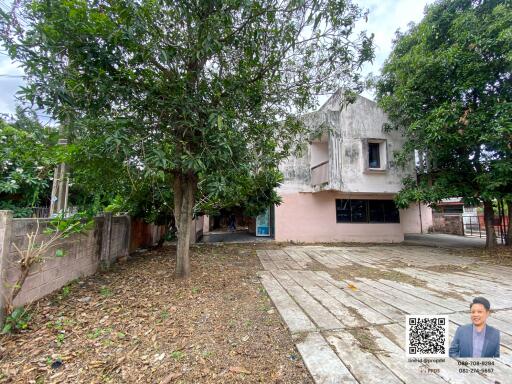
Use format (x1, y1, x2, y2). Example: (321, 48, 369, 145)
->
(406, 315, 449, 357)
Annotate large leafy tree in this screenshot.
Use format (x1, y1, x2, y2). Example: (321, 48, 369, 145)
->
(2, 0, 374, 277)
(0, 109, 58, 216)
(377, 0, 512, 248)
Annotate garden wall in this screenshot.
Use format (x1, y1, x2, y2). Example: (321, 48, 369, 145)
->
(432, 213, 464, 236)
(0, 211, 164, 325)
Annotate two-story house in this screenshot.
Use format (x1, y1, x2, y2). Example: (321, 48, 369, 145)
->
(274, 91, 432, 243)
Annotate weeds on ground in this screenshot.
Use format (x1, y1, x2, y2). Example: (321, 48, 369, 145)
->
(1, 306, 31, 334)
(99, 286, 113, 297)
(170, 351, 186, 360)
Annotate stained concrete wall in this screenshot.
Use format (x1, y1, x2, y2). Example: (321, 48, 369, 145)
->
(191, 215, 204, 243)
(0, 211, 12, 325)
(433, 213, 464, 236)
(310, 142, 329, 167)
(279, 92, 413, 194)
(129, 219, 166, 251)
(275, 92, 425, 242)
(333, 96, 411, 193)
(279, 146, 313, 194)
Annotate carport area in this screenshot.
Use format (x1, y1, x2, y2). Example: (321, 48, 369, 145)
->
(201, 207, 274, 243)
(258, 245, 512, 384)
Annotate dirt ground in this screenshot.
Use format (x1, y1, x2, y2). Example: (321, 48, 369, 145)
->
(0, 243, 312, 384)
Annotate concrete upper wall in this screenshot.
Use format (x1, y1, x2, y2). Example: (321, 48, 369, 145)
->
(310, 142, 329, 167)
(279, 147, 313, 194)
(279, 92, 413, 194)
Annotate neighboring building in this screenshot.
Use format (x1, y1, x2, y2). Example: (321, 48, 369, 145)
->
(274, 91, 432, 243)
(435, 198, 465, 214)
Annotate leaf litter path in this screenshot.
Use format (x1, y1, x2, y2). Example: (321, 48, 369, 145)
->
(258, 245, 512, 384)
(0, 244, 312, 383)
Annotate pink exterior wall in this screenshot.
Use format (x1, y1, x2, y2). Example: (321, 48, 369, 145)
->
(400, 203, 434, 234)
(275, 192, 404, 243)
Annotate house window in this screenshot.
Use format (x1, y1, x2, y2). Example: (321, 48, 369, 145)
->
(368, 142, 380, 168)
(336, 199, 400, 223)
(363, 139, 387, 171)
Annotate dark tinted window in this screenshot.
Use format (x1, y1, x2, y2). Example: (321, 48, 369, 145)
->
(443, 206, 463, 214)
(369, 142, 380, 168)
(350, 200, 368, 222)
(369, 200, 386, 222)
(336, 199, 351, 223)
(336, 199, 400, 223)
(383, 200, 400, 223)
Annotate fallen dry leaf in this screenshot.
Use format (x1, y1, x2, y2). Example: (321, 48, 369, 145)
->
(229, 366, 251, 375)
(160, 372, 182, 383)
(347, 282, 358, 291)
(0, 244, 312, 383)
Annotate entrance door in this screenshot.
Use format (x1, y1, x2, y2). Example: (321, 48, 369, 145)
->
(256, 208, 271, 237)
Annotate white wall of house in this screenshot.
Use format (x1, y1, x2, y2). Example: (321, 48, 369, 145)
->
(322, 94, 411, 193)
(310, 142, 329, 166)
(275, 92, 428, 242)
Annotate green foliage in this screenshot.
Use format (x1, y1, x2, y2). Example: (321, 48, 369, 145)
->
(2, 306, 31, 334)
(44, 211, 94, 238)
(170, 351, 186, 360)
(55, 333, 65, 346)
(159, 310, 170, 320)
(0, 109, 58, 210)
(87, 327, 112, 339)
(57, 282, 76, 300)
(0, 0, 374, 224)
(99, 286, 112, 298)
(0, 201, 33, 218)
(377, 0, 512, 208)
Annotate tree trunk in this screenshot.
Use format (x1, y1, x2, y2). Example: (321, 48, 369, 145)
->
(173, 173, 196, 278)
(507, 200, 512, 246)
(483, 200, 497, 249)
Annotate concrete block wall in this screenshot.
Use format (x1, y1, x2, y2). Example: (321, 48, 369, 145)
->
(110, 216, 131, 261)
(0, 211, 13, 326)
(432, 213, 464, 236)
(0, 213, 131, 319)
(8, 219, 100, 307)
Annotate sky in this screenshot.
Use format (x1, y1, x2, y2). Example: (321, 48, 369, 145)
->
(0, 0, 435, 121)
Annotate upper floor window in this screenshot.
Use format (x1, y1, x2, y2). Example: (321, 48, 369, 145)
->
(368, 142, 381, 168)
(364, 139, 387, 172)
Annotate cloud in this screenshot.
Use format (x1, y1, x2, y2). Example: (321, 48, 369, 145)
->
(355, 0, 436, 100)
(0, 53, 25, 116)
(0, 0, 436, 116)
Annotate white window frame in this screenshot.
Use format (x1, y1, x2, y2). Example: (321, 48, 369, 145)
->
(363, 138, 388, 173)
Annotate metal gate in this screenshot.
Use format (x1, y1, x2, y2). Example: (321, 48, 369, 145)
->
(463, 212, 508, 244)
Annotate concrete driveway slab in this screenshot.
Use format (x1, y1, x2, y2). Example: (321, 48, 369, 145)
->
(258, 246, 512, 383)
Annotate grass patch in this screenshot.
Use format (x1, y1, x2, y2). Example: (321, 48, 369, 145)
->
(99, 286, 113, 297)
